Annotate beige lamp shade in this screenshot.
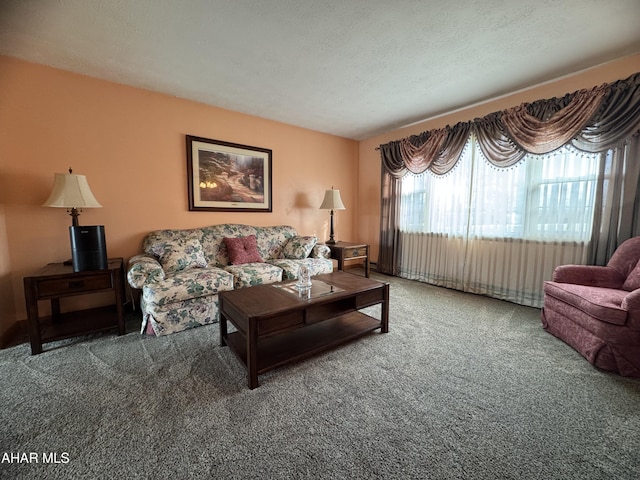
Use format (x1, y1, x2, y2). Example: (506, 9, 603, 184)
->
(43, 171, 102, 209)
(319, 188, 345, 210)
(43, 169, 102, 227)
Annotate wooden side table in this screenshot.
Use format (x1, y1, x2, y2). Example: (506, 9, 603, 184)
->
(327, 241, 370, 278)
(23, 257, 126, 355)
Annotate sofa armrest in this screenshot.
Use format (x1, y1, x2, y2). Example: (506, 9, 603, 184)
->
(552, 264, 625, 289)
(311, 244, 331, 259)
(127, 254, 165, 289)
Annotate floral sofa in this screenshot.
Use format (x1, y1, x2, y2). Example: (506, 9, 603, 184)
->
(127, 224, 333, 336)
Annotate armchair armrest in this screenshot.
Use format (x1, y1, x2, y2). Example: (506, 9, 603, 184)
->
(552, 264, 625, 289)
(311, 244, 331, 259)
(127, 254, 165, 289)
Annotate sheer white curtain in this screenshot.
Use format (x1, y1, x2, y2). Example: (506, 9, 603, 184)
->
(398, 135, 604, 307)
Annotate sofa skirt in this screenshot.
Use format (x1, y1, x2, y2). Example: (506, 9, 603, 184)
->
(141, 294, 221, 336)
(541, 302, 640, 377)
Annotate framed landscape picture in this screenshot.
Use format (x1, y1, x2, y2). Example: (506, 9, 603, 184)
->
(186, 135, 272, 212)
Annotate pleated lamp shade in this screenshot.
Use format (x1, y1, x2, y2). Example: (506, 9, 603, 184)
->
(43, 172, 102, 209)
(43, 169, 102, 227)
(319, 188, 345, 211)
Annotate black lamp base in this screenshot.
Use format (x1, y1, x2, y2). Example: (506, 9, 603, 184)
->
(326, 209, 338, 245)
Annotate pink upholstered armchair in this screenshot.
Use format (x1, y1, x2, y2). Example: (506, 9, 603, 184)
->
(541, 236, 640, 377)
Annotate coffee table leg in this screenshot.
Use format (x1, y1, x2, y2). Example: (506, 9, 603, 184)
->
(381, 283, 389, 333)
(247, 317, 259, 389)
(219, 312, 228, 347)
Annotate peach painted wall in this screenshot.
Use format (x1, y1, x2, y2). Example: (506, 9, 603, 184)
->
(358, 54, 640, 263)
(0, 56, 358, 337)
(0, 206, 14, 337)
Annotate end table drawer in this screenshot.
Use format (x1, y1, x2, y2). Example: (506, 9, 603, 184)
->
(346, 247, 367, 258)
(37, 274, 113, 297)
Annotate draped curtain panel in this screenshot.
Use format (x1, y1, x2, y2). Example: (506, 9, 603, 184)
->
(400, 233, 590, 308)
(378, 72, 640, 307)
(378, 169, 402, 275)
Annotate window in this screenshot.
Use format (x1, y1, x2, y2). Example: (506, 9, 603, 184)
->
(400, 136, 602, 242)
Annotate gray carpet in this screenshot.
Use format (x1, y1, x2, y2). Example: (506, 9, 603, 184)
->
(1, 272, 639, 480)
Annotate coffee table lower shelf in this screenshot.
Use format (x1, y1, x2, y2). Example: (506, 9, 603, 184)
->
(224, 311, 381, 378)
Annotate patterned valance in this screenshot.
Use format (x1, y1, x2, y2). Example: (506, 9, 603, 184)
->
(381, 72, 640, 176)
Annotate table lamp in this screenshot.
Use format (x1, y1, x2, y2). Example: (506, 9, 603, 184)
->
(43, 168, 107, 271)
(42, 168, 102, 226)
(319, 187, 345, 245)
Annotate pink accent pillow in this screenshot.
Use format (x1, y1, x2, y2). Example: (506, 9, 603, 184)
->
(224, 235, 263, 265)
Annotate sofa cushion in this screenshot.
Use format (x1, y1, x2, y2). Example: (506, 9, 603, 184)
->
(622, 259, 640, 291)
(154, 234, 208, 274)
(224, 235, 263, 265)
(224, 263, 283, 289)
(543, 281, 629, 326)
(269, 258, 334, 280)
(142, 267, 234, 306)
(283, 236, 317, 259)
(254, 225, 298, 261)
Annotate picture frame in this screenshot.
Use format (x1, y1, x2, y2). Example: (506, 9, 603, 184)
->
(186, 135, 272, 212)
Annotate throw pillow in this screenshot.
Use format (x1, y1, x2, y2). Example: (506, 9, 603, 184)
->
(224, 235, 263, 265)
(283, 235, 317, 259)
(157, 234, 208, 274)
(623, 259, 640, 291)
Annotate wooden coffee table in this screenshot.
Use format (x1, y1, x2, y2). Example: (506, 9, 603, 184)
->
(219, 271, 389, 389)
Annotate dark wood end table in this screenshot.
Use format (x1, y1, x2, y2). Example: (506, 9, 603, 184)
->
(23, 257, 126, 355)
(327, 241, 370, 277)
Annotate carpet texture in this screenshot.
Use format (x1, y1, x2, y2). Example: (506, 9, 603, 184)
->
(1, 272, 639, 479)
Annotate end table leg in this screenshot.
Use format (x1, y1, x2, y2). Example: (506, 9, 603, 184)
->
(28, 318, 43, 355)
(114, 266, 126, 335)
(24, 279, 42, 355)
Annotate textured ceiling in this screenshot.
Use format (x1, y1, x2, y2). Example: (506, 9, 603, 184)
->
(1, 0, 640, 140)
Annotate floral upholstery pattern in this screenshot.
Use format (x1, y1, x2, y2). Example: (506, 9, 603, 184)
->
(269, 258, 333, 280)
(312, 244, 331, 259)
(142, 268, 234, 306)
(149, 233, 208, 274)
(127, 254, 165, 288)
(283, 236, 318, 259)
(224, 262, 283, 289)
(141, 295, 221, 336)
(129, 224, 333, 336)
